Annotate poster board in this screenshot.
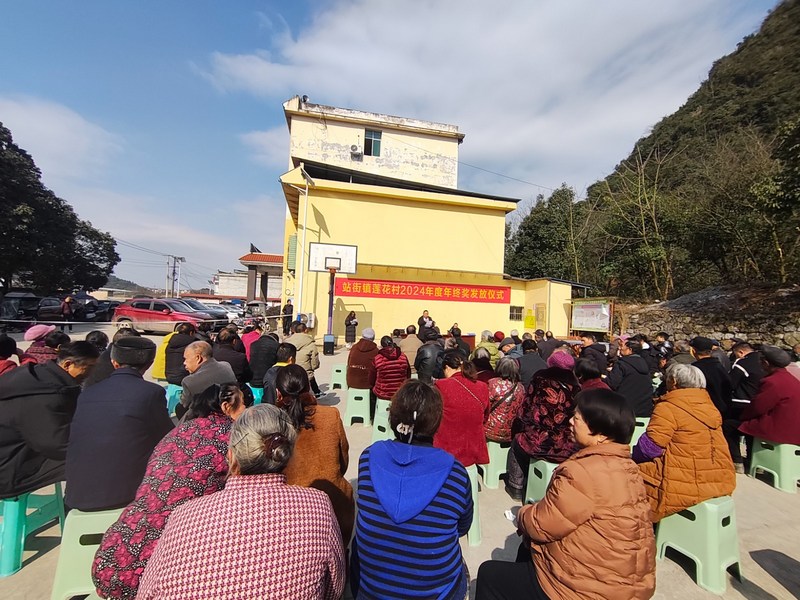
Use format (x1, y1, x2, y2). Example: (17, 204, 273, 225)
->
(571, 298, 613, 333)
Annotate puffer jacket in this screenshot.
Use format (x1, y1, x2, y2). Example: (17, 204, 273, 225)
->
(165, 333, 196, 385)
(346, 338, 379, 389)
(520, 443, 655, 600)
(638, 387, 736, 522)
(414, 341, 444, 384)
(369, 346, 410, 400)
(151, 332, 175, 380)
(471, 341, 500, 369)
(607, 354, 653, 417)
(285, 332, 320, 380)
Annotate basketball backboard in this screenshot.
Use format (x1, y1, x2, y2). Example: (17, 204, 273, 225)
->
(308, 242, 358, 274)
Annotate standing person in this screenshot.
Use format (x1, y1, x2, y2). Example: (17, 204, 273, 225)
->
(351, 381, 473, 600)
(179, 341, 236, 416)
(281, 298, 293, 336)
(346, 328, 379, 390)
(484, 357, 526, 443)
(66, 338, 174, 511)
(60, 296, 75, 332)
(135, 404, 345, 600)
(276, 365, 355, 545)
(517, 339, 547, 388)
(691, 336, 732, 419)
(370, 336, 411, 403)
(476, 389, 656, 600)
(417, 309, 434, 332)
(506, 350, 580, 501)
(607, 340, 654, 417)
(398, 324, 422, 374)
(344, 311, 358, 349)
(0, 342, 99, 500)
(249, 331, 280, 393)
(92, 384, 246, 599)
(434, 350, 490, 468)
(286, 322, 323, 397)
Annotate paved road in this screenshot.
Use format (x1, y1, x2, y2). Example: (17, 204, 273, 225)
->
(1, 325, 798, 599)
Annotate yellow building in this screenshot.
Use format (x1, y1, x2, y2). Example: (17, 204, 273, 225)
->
(278, 96, 579, 342)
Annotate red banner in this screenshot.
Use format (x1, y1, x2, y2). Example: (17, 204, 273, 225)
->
(335, 278, 510, 303)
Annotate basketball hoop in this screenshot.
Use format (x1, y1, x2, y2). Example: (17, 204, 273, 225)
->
(325, 257, 341, 271)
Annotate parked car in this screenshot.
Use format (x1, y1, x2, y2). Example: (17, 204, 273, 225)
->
(0, 292, 41, 330)
(113, 298, 218, 334)
(180, 298, 232, 325)
(94, 300, 120, 322)
(204, 303, 242, 322)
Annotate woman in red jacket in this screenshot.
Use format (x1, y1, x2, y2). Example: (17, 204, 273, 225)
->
(369, 336, 411, 401)
(434, 350, 490, 467)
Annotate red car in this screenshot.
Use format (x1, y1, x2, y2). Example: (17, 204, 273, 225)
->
(113, 298, 219, 334)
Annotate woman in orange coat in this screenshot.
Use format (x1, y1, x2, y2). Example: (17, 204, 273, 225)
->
(276, 364, 355, 544)
(633, 363, 735, 522)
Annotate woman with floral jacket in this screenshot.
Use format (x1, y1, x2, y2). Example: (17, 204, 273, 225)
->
(484, 357, 526, 443)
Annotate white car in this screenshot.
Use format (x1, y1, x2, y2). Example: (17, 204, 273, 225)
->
(204, 303, 242, 322)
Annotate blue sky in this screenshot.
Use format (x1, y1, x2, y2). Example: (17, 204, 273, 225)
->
(0, 0, 779, 288)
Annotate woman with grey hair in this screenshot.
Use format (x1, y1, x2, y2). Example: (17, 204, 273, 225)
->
(136, 404, 346, 600)
(633, 363, 735, 522)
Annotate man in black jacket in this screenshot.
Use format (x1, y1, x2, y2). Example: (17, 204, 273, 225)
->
(82, 327, 143, 388)
(691, 336, 733, 418)
(249, 332, 280, 390)
(728, 341, 763, 418)
(213, 328, 252, 388)
(165, 322, 198, 385)
(414, 329, 444, 384)
(517, 339, 547, 388)
(579, 333, 608, 372)
(0, 342, 99, 499)
(606, 340, 653, 417)
(66, 337, 174, 511)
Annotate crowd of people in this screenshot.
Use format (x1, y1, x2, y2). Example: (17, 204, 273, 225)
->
(0, 311, 798, 599)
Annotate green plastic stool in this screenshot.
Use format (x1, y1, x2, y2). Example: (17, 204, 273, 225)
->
(465, 464, 481, 547)
(50, 507, 124, 600)
(330, 365, 347, 391)
(371, 398, 393, 443)
(344, 388, 372, 427)
(655, 496, 742, 595)
(525, 460, 558, 504)
(165, 384, 182, 416)
(749, 438, 800, 493)
(0, 482, 65, 577)
(630, 417, 651, 449)
(250, 386, 264, 405)
(480, 440, 510, 489)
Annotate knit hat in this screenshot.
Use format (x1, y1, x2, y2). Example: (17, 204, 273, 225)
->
(493, 331, 505, 342)
(499, 337, 515, 349)
(24, 324, 56, 341)
(362, 328, 376, 340)
(111, 337, 157, 367)
(547, 350, 575, 370)
(760, 345, 791, 368)
(689, 337, 714, 352)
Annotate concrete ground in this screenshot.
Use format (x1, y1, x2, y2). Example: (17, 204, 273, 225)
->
(1, 323, 798, 599)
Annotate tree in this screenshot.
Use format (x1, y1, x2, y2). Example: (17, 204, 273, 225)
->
(0, 122, 119, 293)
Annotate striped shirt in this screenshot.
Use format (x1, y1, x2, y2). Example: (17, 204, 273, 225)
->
(352, 441, 472, 599)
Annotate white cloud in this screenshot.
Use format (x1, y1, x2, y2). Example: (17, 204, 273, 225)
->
(239, 127, 289, 169)
(0, 95, 122, 186)
(199, 0, 773, 200)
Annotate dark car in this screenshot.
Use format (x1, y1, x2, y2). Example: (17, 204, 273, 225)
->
(0, 292, 41, 330)
(179, 299, 231, 326)
(94, 300, 120, 322)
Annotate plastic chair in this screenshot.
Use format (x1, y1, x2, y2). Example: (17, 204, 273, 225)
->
(525, 460, 558, 504)
(480, 441, 511, 489)
(250, 385, 264, 405)
(749, 438, 800, 493)
(165, 384, 182, 416)
(410, 373, 419, 380)
(465, 464, 481, 546)
(50, 507, 124, 600)
(344, 388, 372, 427)
(0, 482, 65, 577)
(630, 417, 651, 449)
(330, 365, 347, 391)
(655, 496, 742, 594)
(371, 398, 393, 443)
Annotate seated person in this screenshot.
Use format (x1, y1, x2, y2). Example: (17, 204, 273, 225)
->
(607, 340, 654, 417)
(25, 330, 71, 364)
(85, 330, 109, 353)
(213, 327, 252, 387)
(575, 357, 610, 391)
(66, 337, 174, 511)
(164, 322, 197, 385)
(249, 331, 280, 389)
(137, 404, 345, 600)
(472, 346, 496, 383)
(476, 389, 655, 600)
(179, 341, 236, 417)
(82, 327, 142, 388)
(369, 335, 411, 402)
(0, 333, 35, 375)
(0, 342, 98, 500)
(262, 342, 296, 405)
(276, 365, 354, 544)
(634, 363, 735, 521)
(92, 383, 246, 599)
(484, 357, 526, 443)
(351, 380, 473, 600)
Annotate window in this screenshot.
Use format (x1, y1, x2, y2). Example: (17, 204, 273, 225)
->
(152, 302, 169, 312)
(131, 301, 151, 310)
(509, 306, 524, 321)
(364, 129, 382, 157)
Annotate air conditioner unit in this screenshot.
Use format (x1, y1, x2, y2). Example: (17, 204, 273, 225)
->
(350, 144, 363, 156)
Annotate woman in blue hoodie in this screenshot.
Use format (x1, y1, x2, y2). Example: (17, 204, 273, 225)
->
(351, 380, 473, 600)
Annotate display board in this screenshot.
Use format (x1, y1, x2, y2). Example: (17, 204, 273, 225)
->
(571, 298, 613, 333)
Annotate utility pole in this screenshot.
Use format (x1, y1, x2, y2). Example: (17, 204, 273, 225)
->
(176, 257, 185, 297)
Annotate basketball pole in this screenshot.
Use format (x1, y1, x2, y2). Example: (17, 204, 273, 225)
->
(327, 267, 337, 336)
